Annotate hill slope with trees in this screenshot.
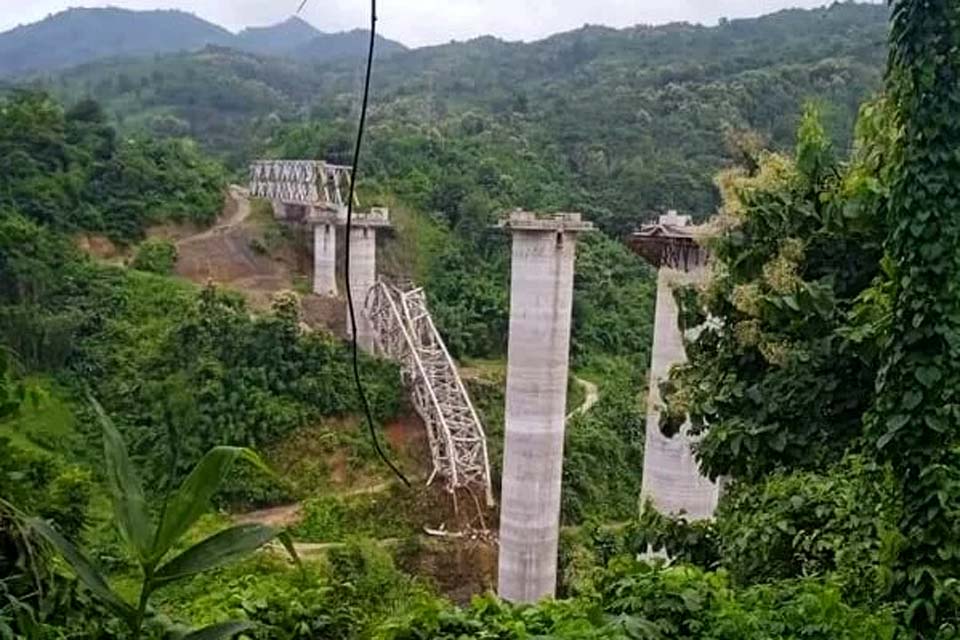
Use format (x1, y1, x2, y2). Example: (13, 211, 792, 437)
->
(41, 3, 889, 229)
(0, 7, 407, 77)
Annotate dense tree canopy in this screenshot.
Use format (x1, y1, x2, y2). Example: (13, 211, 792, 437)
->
(0, 91, 225, 242)
(660, 103, 890, 481)
(43, 3, 889, 230)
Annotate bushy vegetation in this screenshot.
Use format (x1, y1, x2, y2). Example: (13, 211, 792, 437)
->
(0, 92, 226, 242)
(562, 369, 646, 525)
(0, 205, 403, 492)
(660, 103, 889, 482)
(293, 486, 441, 544)
(153, 542, 435, 639)
(388, 561, 897, 639)
(131, 238, 177, 274)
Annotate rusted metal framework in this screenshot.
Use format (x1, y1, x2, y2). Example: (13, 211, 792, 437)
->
(367, 280, 494, 505)
(249, 160, 355, 207)
(630, 211, 709, 271)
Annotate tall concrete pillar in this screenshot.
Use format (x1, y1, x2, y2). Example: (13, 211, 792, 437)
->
(641, 264, 720, 520)
(347, 225, 377, 352)
(498, 211, 593, 603)
(345, 209, 390, 353)
(313, 222, 337, 296)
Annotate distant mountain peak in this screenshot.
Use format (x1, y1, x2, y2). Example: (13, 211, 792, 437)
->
(238, 15, 319, 35)
(281, 16, 314, 28)
(0, 7, 407, 77)
(0, 6, 233, 77)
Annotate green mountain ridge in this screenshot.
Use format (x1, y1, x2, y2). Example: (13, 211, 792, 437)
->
(40, 2, 888, 228)
(0, 7, 408, 77)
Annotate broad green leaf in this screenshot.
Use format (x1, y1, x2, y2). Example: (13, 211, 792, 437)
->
(152, 447, 268, 561)
(915, 365, 942, 389)
(29, 518, 136, 625)
(90, 395, 153, 562)
(181, 621, 255, 640)
(152, 524, 276, 587)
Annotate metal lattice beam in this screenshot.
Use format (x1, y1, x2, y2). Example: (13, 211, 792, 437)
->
(249, 160, 356, 207)
(367, 280, 494, 505)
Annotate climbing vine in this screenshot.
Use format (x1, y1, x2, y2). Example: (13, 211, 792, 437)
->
(865, 0, 960, 631)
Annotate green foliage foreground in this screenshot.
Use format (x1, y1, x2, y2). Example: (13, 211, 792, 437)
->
(864, 0, 960, 632)
(386, 560, 896, 640)
(32, 399, 290, 639)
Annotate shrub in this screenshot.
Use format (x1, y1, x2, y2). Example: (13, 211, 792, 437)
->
(0, 437, 93, 540)
(597, 560, 898, 640)
(714, 455, 901, 605)
(625, 502, 721, 569)
(131, 239, 177, 274)
(156, 541, 431, 640)
(215, 460, 296, 511)
(390, 561, 898, 639)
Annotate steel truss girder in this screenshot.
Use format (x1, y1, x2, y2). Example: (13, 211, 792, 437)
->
(367, 280, 494, 505)
(249, 160, 355, 207)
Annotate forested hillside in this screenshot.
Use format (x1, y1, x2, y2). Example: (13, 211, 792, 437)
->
(0, 8, 406, 78)
(44, 2, 889, 229)
(0, 8, 233, 77)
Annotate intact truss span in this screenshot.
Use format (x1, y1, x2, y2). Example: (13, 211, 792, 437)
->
(249, 160, 355, 208)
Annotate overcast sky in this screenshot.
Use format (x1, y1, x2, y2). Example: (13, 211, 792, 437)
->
(0, 1, 877, 47)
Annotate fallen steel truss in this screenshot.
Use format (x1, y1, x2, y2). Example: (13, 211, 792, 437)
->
(367, 280, 494, 505)
(249, 160, 355, 207)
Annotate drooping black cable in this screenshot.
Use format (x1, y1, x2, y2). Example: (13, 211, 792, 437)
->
(341, 0, 410, 488)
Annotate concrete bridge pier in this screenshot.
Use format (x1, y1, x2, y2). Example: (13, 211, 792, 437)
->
(630, 211, 720, 520)
(642, 264, 719, 519)
(346, 208, 391, 353)
(313, 220, 338, 296)
(497, 211, 593, 603)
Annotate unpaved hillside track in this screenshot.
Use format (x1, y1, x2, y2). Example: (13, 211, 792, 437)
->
(173, 186, 296, 306)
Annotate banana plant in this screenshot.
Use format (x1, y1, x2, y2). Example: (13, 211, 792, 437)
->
(29, 397, 295, 639)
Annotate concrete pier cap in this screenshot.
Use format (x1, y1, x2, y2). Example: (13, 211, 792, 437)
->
(498, 209, 595, 233)
(497, 209, 593, 604)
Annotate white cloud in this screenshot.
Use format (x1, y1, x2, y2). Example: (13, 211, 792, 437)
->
(0, 0, 881, 47)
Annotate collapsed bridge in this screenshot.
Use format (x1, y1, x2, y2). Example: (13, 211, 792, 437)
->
(249, 159, 493, 505)
(368, 282, 493, 505)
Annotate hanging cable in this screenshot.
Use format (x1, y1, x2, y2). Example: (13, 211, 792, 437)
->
(339, 0, 411, 488)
